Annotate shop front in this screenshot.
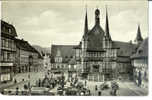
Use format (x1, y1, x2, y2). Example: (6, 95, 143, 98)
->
(0, 62, 13, 83)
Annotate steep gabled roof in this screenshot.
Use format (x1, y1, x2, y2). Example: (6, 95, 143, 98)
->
(86, 24, 105, 51)
(1, 20, 17, 37)
(15, 38, 40, 54)
(113, 41, 137, 57)
(51, 45, 76, 63)
(131, 38, 148, 59)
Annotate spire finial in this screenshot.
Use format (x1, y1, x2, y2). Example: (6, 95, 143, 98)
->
(85, 4, 87, 11)
(106, 5, 108, 15)
(96, 5, 99, 9)
(138, 21, 140, 25)
(135, 23, 143, 44)
(137, 24, 141, 35)
(105, 5, 111, 40)
(95, 6, 100, 25)
(84, 4, 88, 35)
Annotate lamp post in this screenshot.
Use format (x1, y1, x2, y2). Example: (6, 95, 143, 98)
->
(61, 73, 65, 89)
(68, 65, 71, 82)
(74, 65, 76, 78)
(27, 73, 31, 95)
(27, 56, 32, 95)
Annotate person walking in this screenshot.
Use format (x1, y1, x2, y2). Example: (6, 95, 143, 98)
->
(88, 89, 91, 96)
(95, 85, 98, 91)
(16, 87, 19, 95)
(138, 71, 142, 87)
(111, 81, 119, 96)
(85, 80, 87, 86)
(98, 90, 102, 96)
(14, 78, 17, 84)
(38, 79, 41, 87)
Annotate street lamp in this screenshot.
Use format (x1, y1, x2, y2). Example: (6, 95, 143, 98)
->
(27, 73, 31, 95)
(68, 65, 71, 82)
(29, 55, 33, 72)
(28, 55, 33, 95)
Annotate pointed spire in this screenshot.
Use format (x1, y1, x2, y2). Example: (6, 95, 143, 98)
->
(84, 4, 88, 35)
(135, 24, 143, 42)
(105, 6, 111, 40)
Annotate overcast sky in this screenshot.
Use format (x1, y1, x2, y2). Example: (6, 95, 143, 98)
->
(1, 0, 148, 47)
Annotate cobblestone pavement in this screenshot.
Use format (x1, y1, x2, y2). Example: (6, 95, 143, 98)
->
(80, 80, 148, 96)
(117, 81, 148, 96)
(0, 72, 148, 96)
(0, 71, 46, 92)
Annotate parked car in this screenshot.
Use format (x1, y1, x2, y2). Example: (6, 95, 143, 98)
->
(85, 89, 91, 96)
(57, 90, 63, 95)
(63, 85, 71, 91)
(30, 87, 52, 95)
(100, 82, 109, 90)
(3, 88, 17, 95)
(48, 90, 55, 96)
(80, 87, 91, 96)
(76, 82, 84, 89)
(3, 88, 29, 95)
(57, 86, 63, 95)
(65, 87, 78, 96)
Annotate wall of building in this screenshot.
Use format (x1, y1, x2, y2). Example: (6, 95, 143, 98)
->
(0, 25, 16, 83)
(132, 58, 148, 88)
(15, 48, 41, 73)
(43, 55, 51, 70)
(51, 63, 68, 72)
(1, 37, 16, 63)
(75, 42, 133, 81)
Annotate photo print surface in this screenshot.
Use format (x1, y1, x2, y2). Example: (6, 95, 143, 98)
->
(0, 0, 149, 96)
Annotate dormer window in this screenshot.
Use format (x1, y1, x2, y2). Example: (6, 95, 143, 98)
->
(9, 28, 11, 33)
(138, 50, 143, 54)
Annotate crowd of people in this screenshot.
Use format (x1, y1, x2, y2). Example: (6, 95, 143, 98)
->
(1, 70, 120, 96)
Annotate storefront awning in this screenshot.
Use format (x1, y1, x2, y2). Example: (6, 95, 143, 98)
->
(0, 63, 13, 67)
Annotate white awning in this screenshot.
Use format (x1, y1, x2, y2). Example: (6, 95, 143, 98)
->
(0, 63, 13, 67)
